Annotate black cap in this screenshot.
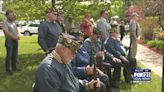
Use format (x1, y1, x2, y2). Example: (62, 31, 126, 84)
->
(109, 29, 118, 33)
(93, 27, 101, 35)
(45, 8, 56, 14)
(57, 11, 64, 16)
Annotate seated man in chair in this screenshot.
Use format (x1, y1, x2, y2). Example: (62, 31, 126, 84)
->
(104, 29, 132, 85)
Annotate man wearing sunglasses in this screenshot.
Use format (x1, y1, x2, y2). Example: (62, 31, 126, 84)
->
(97, 10, 111, 42)
(38, 8, 62, 55)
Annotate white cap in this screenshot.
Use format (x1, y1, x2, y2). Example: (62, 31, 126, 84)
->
(90, 18, 94, 22)
(131, 13, 139, 17)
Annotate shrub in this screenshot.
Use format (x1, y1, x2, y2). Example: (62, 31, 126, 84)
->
(0, 14, 5, 21)
(147, 40, 164, 50)
(140, 17, 161, 40)
(159, 32, 164, 40)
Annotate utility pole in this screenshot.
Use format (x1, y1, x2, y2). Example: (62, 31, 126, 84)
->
(162, 0, 164, 92)
(162, 49, 164, 92)
(52, 0, 56, 8)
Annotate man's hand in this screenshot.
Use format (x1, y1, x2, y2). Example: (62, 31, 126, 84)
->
(135, 37, 139, 42)
(112, 57, 122, 63)
(97, 69, 105, 76)
(87, 78, 100, 90)
(13, 36, 20, 41)
(86, 65, 93, 75)
(120, 56, 128, 61)
(96, 51, 104, 58)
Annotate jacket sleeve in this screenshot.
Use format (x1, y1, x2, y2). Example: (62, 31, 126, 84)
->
(97, 21, 105, 34)
(71, 58, 88, 79)
(129, 20, 137, 32)
(105, 39, 121, 58)
(36, 67, 62, 92)
(38, 23, 49, 52)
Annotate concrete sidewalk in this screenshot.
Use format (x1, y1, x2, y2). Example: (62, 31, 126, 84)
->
(0, 29, 4, 36)
(122, 36, 163, 78)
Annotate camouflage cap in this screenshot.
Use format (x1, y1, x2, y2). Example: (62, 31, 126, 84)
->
(58, 34, 81, 52)
(74, 30, 84, 36)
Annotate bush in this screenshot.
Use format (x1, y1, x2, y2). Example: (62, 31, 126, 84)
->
(159, 32, 164, 40)
(140, 17, 159, 40)
(142, 40, 149, 44)
(0, 14, 5, 21)
(147, 40, 164, 50)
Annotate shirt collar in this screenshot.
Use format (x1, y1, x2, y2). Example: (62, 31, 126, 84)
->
(100, 17, 107, 22)
(46, 19, 56, 23)
(111, 36, 117, 40)
(51, 50, 63, 64)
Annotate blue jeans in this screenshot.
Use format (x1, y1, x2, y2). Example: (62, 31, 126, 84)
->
(5, 39, 18, 72)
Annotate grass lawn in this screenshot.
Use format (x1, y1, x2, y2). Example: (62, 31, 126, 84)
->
(0, 36, 162, 92)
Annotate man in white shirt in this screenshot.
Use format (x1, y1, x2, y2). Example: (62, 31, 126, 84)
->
(97, 10, 111, 42)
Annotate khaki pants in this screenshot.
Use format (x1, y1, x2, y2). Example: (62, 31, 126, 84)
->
(130, 37, 137, 58)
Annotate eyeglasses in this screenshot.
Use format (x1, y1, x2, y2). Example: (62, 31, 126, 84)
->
(49, 12, 57, 16)
(105, 13, 108, 15)
(53, 13, 57, 16)
(104, 11, 108, 15)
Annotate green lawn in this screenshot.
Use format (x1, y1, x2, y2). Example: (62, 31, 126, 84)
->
(0, 36, 162, 92)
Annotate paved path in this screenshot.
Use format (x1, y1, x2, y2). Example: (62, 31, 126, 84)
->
(122, 36, 163, 78)
(0, 29, 3, 36)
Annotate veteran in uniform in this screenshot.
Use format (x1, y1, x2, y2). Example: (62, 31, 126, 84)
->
(105, 30, 131, 87)
(34, 34, 100, 92)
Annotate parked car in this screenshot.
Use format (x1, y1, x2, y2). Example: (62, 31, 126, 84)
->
(19, 23, 40, 36)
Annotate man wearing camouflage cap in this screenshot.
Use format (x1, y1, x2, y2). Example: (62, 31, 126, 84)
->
(83, 27, 104, 60)
(34, 34, 101, 92)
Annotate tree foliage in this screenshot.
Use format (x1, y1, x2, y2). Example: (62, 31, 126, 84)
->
(3, 0, 138, 22)
(137, 0, 164, 30)
(56, 0, 125, 22)
(3, 0, 50, 20)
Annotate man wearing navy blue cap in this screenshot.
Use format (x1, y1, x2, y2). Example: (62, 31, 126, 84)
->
(38, 8, 62, 55)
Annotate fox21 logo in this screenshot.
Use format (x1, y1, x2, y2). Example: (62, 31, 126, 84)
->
(132, 69, 151, 82)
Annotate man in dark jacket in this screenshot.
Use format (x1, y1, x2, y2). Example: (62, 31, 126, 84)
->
(71, 47, 108, 92)
(38, 8, 62, 55)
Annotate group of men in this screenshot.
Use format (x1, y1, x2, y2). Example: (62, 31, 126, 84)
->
(2, 8, 140, 92)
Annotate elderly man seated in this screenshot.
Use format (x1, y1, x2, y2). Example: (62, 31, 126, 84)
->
(34, 34, 101, 92)
(104, 29, 132, 86)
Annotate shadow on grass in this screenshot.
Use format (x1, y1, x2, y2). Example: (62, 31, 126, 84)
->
(0, 53, 44, 92)
(109, 81, 135, 92)
(0, 54, 148, 92)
